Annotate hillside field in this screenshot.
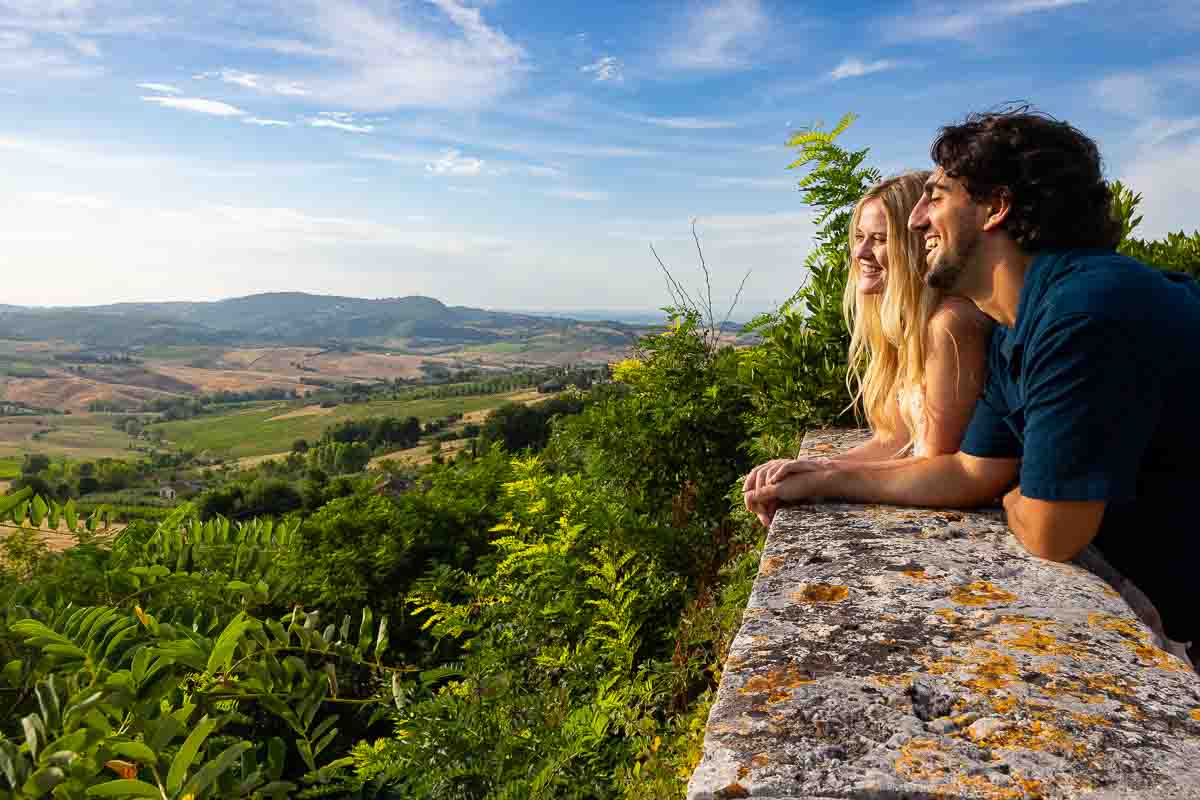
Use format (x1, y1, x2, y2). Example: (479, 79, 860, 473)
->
(0, 413, 141, 461)
(150, 390, 545, 460)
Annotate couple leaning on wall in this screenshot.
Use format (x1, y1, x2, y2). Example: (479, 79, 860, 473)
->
(744, 108, 1200, 670)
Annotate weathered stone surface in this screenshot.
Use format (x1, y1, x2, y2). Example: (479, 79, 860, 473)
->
(689, 429, 1200, 800)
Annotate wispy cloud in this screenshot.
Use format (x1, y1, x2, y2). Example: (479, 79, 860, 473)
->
(829, 57, 901, 80)
(547, 188, 606, 201)
(306, 111, 374, 133)
(137, 82, 182, 95)
(142, 96, 247, 117)
(0, 2, 162, 78)
(581, 56, 623, 83)
(426, 149, 485, 177)
(249, 0, 526, 111)
(626, 114, 736, 130)
(889, 0, 1089, 40)
(194, 68, 311, 96)
(244, 117, 293, 127)
(662, 0, 767, 71)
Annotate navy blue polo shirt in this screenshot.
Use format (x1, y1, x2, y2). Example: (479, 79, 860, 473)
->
(961, 249, 1200, 645)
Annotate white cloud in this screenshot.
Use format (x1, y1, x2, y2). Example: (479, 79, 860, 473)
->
(662, 0, 767, 71)
(1093, 73, 1158, 117)
(527, 164, 565, 179)
(248, 0, 526, 111)
(581, 55, 622, 83)
(829, 58, 900, 81)
(426, 149, 484, 176)
(244, 117, 293, 127)
(194, 68, 311, 97)
(0, 2, 162, 78)
(137, 82, 182, 94)
(547, 188, 605, 201)
(889, 0, 1090, 40)
(1133, 116, 1200, 147)
(307, 112, 375, 133)
(628, 114, 737, 130)
(142, 96, 246, 117)
(1119, 135, 1200, 238)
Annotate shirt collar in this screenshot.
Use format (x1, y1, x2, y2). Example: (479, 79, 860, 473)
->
(998, 250, 1063, 364)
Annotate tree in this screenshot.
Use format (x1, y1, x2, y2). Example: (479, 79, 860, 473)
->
(21, 453, 50, 476)
(292, 438, 309, 453)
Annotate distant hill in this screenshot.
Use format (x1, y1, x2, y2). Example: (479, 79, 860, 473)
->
(0, 292, 642, 350)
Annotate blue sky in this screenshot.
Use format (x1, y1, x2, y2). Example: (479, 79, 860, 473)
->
(1, 0, 1198, 313)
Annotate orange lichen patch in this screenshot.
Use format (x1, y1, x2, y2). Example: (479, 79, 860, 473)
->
(869, 674, 915, 689)
(759, 555, 788, 576)
(1087, 612, 1146, 641)
(969, 719, 1087, 760)
(894, 738, 949, 782)
(716, 782, 750, 799)
(1079, 672, 1132, 698)
(950, 581, 1017, 607)
(956, 648, 1019, 692)
(1125, 641, 1191, 672)
(766, 688, 793, 704)
(1122, 703, 1147, 720)
(991, 694, 1018, 715)
(1101, 587, 1121, 599)
(738, 665, 815, 695)
(790, 583, 849, 603)
(1070, 712, 1112, 727)
(933, 607, 962, 623)
(901, 568, 933, 581)
(749, 753, 771, 768)
(999, 618, 1092, 659)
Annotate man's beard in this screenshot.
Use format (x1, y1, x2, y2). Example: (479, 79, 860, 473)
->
(924, 235, 976, 293)
(925, 255, 965, 291)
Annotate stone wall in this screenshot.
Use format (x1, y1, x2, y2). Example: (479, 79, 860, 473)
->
(688, 429, 1200, 800)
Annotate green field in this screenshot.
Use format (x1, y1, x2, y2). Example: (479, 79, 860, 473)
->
(0, 456, 20, 479)
(149, 391, 538, 459)
(0, 414, 142, 461)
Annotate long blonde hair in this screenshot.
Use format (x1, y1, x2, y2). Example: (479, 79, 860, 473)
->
(843, 171, 941, 451)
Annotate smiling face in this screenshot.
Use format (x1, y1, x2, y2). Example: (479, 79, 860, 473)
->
(908, 167, 986, 293)
(852, 198, 890, 295)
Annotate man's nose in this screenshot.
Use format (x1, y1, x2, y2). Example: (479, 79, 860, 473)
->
(908, 195, 928, 232)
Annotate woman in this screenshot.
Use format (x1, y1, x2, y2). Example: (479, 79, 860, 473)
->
(745, 172, 991, 521)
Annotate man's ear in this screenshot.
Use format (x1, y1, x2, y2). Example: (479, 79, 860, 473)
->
(981, 188, 1012, 232)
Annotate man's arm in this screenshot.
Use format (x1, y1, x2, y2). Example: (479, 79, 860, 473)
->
(1002, 487, 1105, 561)
(748, 450, 1018, 510)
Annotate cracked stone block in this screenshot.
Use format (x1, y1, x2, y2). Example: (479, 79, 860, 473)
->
(687, 429, 1200, 800)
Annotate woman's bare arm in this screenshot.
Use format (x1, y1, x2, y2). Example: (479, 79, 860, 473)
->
(919, 298, 991, 456)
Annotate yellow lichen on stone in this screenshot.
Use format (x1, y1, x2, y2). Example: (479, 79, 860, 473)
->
(950, 581, 1017, 607)
(894, 738, 948, 782)
(948, 773, 1046, 800)
(991, 694, 1018, 715)
(790, 583, 849, 603)
(1087, 612, 1146, 641)
(750, 753, 771, 768)
(999, 618, 1092, 659)
(759, 555, 787, 576)
(739, 665, 814, 695)
(933, 607, 961, 623)
(1125, 641, 1191, 672)
(901, 568, 933, 581)
(870, 674, 915, 689)
(959, 648, 1019, 692)
(969, 719, 1087, 759)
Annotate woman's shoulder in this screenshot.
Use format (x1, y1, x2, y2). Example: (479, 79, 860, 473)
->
(928, 297, 992, 336)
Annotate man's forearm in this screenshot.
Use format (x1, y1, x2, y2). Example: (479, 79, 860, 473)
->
(799, 452, 1016, 509)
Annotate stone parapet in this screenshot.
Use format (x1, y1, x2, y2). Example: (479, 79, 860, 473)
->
(688, 429, 1200, 799)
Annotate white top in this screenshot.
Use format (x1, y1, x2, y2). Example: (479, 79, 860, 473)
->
(896, 385, 927, 458)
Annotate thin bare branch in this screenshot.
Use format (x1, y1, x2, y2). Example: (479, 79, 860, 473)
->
(721, 269, 752, 332)
(690, 219, 717, 342)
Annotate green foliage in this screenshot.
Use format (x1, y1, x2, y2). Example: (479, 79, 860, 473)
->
(738, 114, 879, 457)
(1112, 180, 1200, 277)
(0, 503, 401, 799)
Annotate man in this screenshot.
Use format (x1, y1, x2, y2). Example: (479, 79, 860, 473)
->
(744, 110, 1200, 661)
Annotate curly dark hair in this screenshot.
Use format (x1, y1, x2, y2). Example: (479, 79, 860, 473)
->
(930, 108, 1121, 252)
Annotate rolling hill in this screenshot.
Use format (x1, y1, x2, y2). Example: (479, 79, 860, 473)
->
(0, 293, 645, 350)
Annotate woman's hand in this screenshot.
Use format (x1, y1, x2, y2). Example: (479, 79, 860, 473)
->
(764, 457, 833, 485)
